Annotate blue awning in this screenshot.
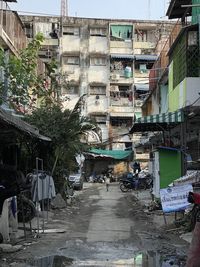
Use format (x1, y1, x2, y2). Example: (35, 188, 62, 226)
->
(111, 54, 135, 60)
(135, 55, 158, 61)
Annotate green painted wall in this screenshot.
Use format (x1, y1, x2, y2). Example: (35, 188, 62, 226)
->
(168, 62, 187, 112)
(192, 0, 200, 24)
(159, 149, 182, 189)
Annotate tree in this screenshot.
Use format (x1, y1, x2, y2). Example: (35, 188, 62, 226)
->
(25, 98, 97, 190)
(0, 33, 61, 111)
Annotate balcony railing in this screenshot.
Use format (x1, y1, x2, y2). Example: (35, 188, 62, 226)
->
(110, 96, 133, 107)
(0, 1, 27, 51)
(149, 20, 181, 91)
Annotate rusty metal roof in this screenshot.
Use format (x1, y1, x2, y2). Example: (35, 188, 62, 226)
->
(0, 107, 51, 141)
(166, 0, 192, 19)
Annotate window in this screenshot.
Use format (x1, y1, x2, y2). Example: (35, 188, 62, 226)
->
(110, 117, 132, 127)
(90, 28, 107, 37)
(90, 57, 107, 66)
(110, 25, 133, 40)
(24, 23, 33, 38)
(63, 56, 80, 65)
(91, 115, 107, 124)
(63, 26, 79, 36)
(188, 31, 198, 46)
(139, 64, 147, 73)
(62, 85, 79, 94)
(90, 86, 106, 95)
(135, 30, 147, 42)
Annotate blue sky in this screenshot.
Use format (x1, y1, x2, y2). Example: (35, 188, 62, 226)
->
(10, 0, 169, 20)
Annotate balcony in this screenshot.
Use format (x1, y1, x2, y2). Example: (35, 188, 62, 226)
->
(134, 41, 156, 50)
(149, 20, 181, 91)
(109, 105, 134, 115)
(0, 1, 27, 53)
(110, 40, 133, 54)
(42, 39, 59, 46)
(110, 96, 133, 107)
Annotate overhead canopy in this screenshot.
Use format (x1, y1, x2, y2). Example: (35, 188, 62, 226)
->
(110, 112, 134, 117)
(111, 54, 157, 61)
(0, 107, 51, 141)
(135, 55, 158, 61)
(129, 110, 184, 133)
(85, 148, 132, 160)
(135, 83, 149, 91)
(166, 0, 192, 19)
(111, 54, 135, 60)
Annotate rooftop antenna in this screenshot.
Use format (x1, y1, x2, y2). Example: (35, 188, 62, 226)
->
(61, 0, 68, 17)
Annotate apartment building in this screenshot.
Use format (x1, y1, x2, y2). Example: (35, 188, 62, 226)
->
(20, 15, 175, 150)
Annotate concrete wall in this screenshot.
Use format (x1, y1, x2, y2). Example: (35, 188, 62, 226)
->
(88, 66, 109, 84)
(160, 84, 168, 113)
(87, 95, 108, 114)
(110, 40, 133, 54)
(62, 65, 80, 82)
(89, 36, 108, 53)
(62, 36, 80, 52)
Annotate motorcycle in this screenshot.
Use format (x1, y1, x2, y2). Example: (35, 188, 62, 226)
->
(120, 174, 153, 192)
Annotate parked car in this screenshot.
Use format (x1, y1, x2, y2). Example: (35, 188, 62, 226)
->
(68, 173, 83, 190)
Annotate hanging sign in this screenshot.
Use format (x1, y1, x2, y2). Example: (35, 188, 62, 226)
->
(160, 184, 193, 213)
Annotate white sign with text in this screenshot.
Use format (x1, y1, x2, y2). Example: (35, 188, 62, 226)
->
(160, 184, 193, 213)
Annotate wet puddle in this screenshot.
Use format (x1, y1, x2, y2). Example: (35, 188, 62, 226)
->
(29, 252, 186, 267)
(30, 255, 73, 267)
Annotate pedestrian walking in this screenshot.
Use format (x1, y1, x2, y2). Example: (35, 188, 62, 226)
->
(105, 176, 110, 192)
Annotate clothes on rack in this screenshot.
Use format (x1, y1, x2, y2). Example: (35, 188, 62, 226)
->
(31, 173, 56, 202)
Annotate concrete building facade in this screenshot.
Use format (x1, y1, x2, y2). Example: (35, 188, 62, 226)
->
(20, 15, 175, 151)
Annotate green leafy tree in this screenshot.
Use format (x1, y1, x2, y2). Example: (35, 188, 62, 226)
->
(0, 33, 62, 111)
(25, 98, 97, 190)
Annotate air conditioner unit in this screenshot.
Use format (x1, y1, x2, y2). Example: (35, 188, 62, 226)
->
(135, 101, 143, 107)
(111, 74, 119, 81)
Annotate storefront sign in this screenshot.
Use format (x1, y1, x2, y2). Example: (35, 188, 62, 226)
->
(160, 184, 193, 213)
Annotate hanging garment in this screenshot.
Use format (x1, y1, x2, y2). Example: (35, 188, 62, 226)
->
(32, 173, 56, 202)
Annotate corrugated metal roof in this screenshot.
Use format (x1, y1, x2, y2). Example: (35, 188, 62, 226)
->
(0, 107, 51, 141)
(111, 54, 135, 60)
(135, 55, 158, 61)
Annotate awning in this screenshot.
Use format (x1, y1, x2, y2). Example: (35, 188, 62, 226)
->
(129, 110, 184, 133)
(85, 148, 132, 160)
(135, 55, 158, 61)
(135, 83, 149, 91)
(110, 112, 134, 117)
(0, 107, 51, 141)
(166, 0, 192, 19)
(111, 54, 134, 60)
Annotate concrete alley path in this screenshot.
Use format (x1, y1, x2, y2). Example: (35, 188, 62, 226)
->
(86, 183, 133, 242)
(5, 182, 189, 267)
